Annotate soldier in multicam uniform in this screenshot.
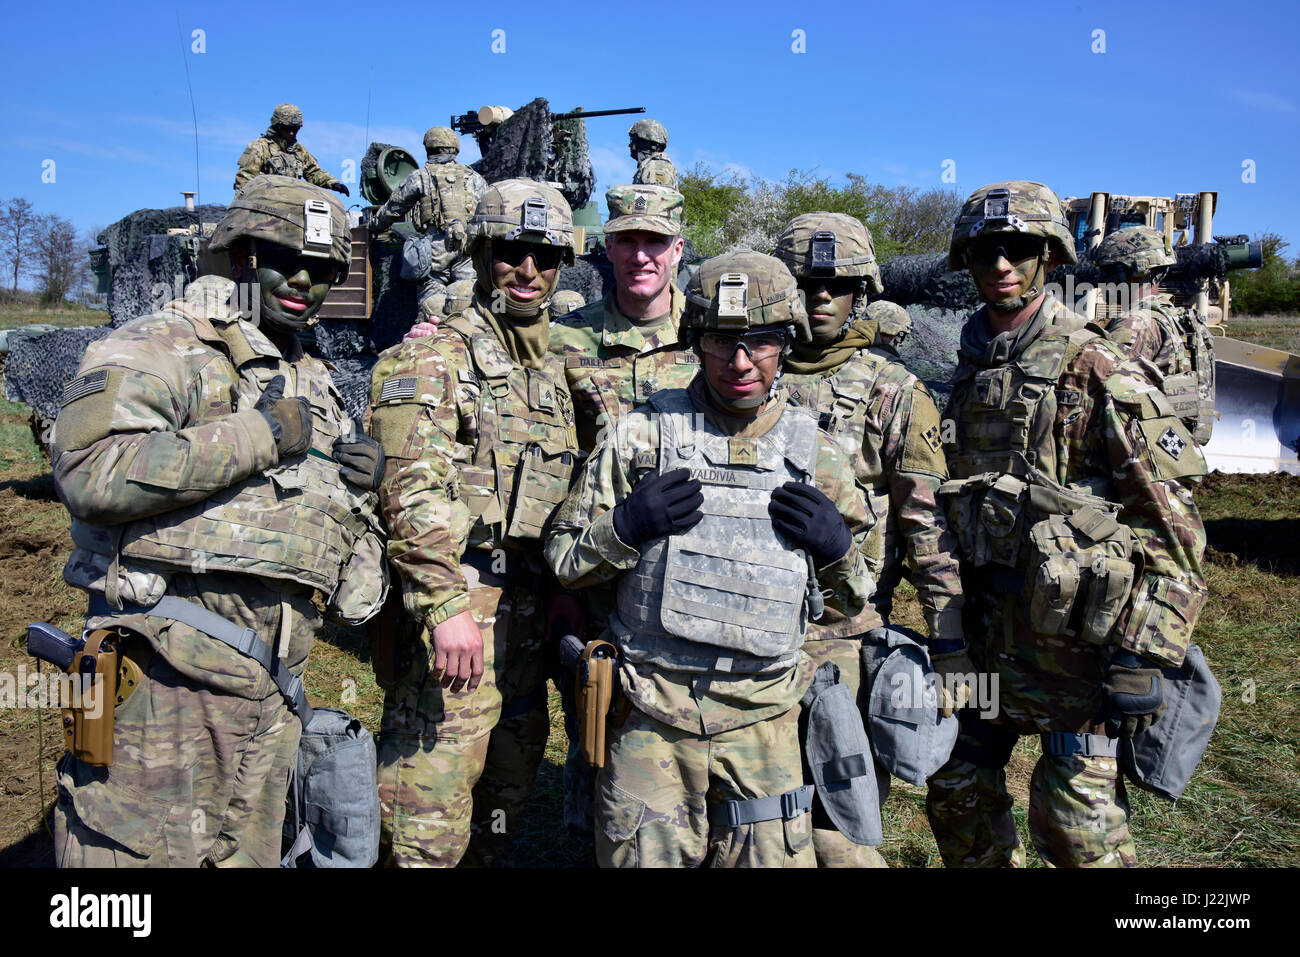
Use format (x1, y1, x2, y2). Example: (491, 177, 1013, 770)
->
(772, 212, 966, 867)
(628, 119, 678, 189)
(366, 126, 489, 322)
(365, 179, 580, 867)
(50, 175, 387, 866)
(865, 299, 912, 352)
(548, 183, 697, 853)
(1097, 226, 1216, 446)
(546, 251, 874, 868)
(234, 104, 349, 195)
(926, 181, 1208, 867)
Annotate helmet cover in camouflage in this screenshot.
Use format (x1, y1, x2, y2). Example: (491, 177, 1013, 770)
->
(270, 103, 303, 128)
(549, 289, 586, 316)
(948, 180, 1078, 270)
(866, 300, 912, 337)
(773, 211, 884, 294)
(604, 184, 684, 236)
(443, 278, 476, 315)
(682, 250, 810, 342)
(468, 178, 575, 265)
(1093, 226, 1177, 280)
(628, 118, 668, 149)
(209, 174, 351, 281)
(423, 126, 460, 154)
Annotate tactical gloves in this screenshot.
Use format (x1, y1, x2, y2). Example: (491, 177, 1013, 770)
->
(1103, 649, 1166, 737)
(928, 640, 977, 718)
(333, 431, 385, 490)
(255, 374, 313, 458)
(330, 182, 350, 197)
(446, 220, 467, 251)
(769, 481, 853, 568)
(612, 467, 703, 548)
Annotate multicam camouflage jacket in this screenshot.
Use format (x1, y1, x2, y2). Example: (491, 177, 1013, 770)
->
(545, 379, 873, 734)
(632, 152, 678, 189)
(783, 344, 964, 643)
(366, 296, 578, 633)
(234, 133, 340, 191)
(1106, 293, 1216, 445)
(371, 157, 489, 238)
(52, 276, 384, 687)
(549, 285, 696, 450)
(943, 295, 1208, 669)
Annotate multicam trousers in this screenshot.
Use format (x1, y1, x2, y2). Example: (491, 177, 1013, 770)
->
(595, 702, 815, 868)
(377, 579, 550, 867)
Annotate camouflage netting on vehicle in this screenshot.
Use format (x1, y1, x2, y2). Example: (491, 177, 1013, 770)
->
(472, 98, 596, 211)
(891, 305, 966, 412)
(877, 253, 980, 311)
(557, 257, 607, 305)
(2, 326, 113, 424)
(97, 204, 227, 326)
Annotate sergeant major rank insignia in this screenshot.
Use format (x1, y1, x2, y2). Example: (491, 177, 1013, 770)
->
(633, 195, 647, 211)
(1158, 427, 1186, 459)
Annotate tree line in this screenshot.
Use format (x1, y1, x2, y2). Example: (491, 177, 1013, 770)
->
(0, 198, 94, 305)
(1230, 232, 1300, 316)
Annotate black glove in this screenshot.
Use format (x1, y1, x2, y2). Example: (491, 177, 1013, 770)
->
(333, 431, 385, 490)
(1102, 649, 1166, 737)
(768, 481, 853, 567)
(254, 374, 313, 458)
(330, 182, 350, 196)
(612, 467, 703, 548)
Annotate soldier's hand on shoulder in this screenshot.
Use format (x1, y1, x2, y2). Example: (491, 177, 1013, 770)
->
(1102, 649, 1166, 737)
(430, 609, 484, 692)
(404, 320, 440, 341)
(333, 431, 386, 490)
(769, 481, 852, 568)
(612, 467, 703, 548)
(255, 374, 314, 458)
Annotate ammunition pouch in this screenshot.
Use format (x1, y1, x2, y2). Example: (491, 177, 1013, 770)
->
(861, 626, 960, 786)
(939, 472, 1028, 568)
(1120, 643, 1221, 802)
(800, 662, 882, 846)
(503, 444, 577, 544)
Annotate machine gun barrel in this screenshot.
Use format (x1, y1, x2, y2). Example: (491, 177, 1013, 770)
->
(550, 107, 646, 122)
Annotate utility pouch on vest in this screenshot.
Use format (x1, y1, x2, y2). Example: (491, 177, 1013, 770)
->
(800, 662, 882, 846)
(282, 708, 380, 868)
(1023, 505, 1136, 645)
(400, 232, 434, 281)
(861, 626, 959, 785)
(979, 474, 1028, 567)
(1120, 643, 1220, 802)
(329, 522, 388, 625)
(576, 640, 618, 768)
(504, 444, 576, 544)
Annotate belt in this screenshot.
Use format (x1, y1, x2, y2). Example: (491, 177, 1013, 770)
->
(713, 784, 815, 828)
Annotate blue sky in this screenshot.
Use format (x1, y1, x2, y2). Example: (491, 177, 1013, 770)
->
(2, 0, 1297, 251)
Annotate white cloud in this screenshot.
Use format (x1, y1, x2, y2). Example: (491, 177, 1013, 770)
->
(1232, 89, 1297, 114)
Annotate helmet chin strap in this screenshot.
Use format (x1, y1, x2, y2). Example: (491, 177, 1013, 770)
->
(476, 238, 554, 320)
(986, 245, 1048, 313)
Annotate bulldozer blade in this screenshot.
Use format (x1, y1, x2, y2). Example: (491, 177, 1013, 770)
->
(1204, 337, 1300, 474)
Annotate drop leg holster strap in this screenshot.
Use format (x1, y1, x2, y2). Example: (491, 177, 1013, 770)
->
(1040, 732, 1119, 758)
(713, 784, 816, 828)
(89, 593, 314, 726)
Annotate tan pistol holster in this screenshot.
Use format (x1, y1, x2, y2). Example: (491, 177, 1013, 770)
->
(576, 639, 620, 768)
(62, 628, 144, 767)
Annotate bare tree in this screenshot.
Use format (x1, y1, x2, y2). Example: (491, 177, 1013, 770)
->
(0, 197, 39, 294)
(33, 214, 90, 304)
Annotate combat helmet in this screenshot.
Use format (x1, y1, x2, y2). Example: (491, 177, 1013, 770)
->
(948, 180, 1077, 270)
(549, 289, 586, 316)
(865, 300, 912, 344)
(270, 103, 303, 128)
(209, 174, 350, 281)
(682, 250, 810, 343)
(1092, 226, 1177, 281)
(468, 179, 575, 265)
(628, 118, 668, 150)
(423, 126, 460, 155)
(773, 212, 884, 296)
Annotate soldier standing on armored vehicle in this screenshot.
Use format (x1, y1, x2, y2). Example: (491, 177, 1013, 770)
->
(1096, 226, 1216, 446)
(547, 183, 698, 854)
(365, 180, 580, 867)
(927, 181, 1208, 867)
(49, 175, 387, 866)
(546, 250, 875, 868)
(365, 126, 489, 323)
(772, 212, 967, 867)
(234, 104, 350, 195)
(628, 119, 677, 189)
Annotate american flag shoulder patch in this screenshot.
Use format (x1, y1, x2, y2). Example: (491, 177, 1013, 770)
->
(379, 376, 419, 402)
(62, 369, 109, 406)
